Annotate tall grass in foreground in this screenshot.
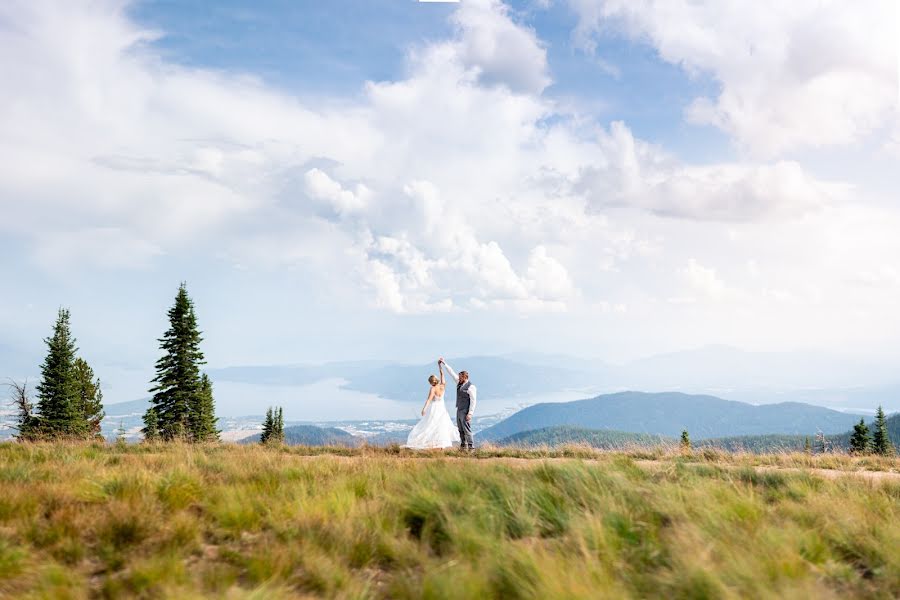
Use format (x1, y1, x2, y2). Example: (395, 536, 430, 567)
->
(0, 442, 898, 599)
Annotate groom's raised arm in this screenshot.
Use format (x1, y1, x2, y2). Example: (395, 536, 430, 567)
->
(442, 361, 460, 384)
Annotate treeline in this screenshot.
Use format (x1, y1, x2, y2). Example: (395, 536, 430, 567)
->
(497, 415, 898, 456)
(8, 283, 219, 443)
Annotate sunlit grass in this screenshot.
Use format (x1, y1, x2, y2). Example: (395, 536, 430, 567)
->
(0, 441, 898, 598)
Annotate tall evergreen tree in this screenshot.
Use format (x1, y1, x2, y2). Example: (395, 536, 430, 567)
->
(260, 406, 284, 445)
(35, 309, 80, 437)
(274, 407, 284, 444)
(872, 405, 895, 456)
(145, 283, 208, 441)
(192, 374, 219, 442)
(73, 358, 105, 438)
(849, 418, 871, 454)
(260, 407, 274, 444)
(143, 407, 160, 442)
(803, 436, 811, 455)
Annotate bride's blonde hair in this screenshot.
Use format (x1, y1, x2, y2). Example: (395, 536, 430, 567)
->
(428, 375, 439, 386)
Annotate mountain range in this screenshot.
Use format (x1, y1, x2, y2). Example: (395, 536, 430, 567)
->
(494, 412, 900, 454)
(478, 391, 866, 441)
(206, 347, 900, 412)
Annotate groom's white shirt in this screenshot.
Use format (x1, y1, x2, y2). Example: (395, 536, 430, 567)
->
(443, 362, 476, 416)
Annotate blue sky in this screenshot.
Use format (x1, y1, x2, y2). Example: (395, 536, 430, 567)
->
(1, 0, 898, 408)
(129, 0, 728, 159)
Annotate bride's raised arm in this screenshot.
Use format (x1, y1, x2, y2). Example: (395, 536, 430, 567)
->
(439, 360, 445, 385)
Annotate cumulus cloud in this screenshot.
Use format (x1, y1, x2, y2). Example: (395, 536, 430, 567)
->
(575, 122, 835, 221)
(569, 0, 898, 156)
(0, 0, 889, 334)
(450, 0, 551, 94)
(355, 182, 578, 313)
(303, 168, 370, 217)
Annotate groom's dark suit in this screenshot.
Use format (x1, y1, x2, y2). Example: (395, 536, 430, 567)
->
(444, 362, 476, 449)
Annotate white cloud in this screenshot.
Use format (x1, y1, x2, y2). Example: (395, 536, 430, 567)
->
(525, 246, 576, 300)
(569, 0, 898, 156)
(303, 168, 370, 217)
(450, 0, 551, 94)
(681, 259, 729, 300)
(575, 122, 834, 221)
(4, 0, 900, 356)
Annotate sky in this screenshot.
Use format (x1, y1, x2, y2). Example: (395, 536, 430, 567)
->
(1, 0, 899, 406)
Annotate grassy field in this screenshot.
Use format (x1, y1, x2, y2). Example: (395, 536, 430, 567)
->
(1, 443, 898, 599)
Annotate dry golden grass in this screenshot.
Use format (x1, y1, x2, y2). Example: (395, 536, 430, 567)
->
(1, 442, 898, 598)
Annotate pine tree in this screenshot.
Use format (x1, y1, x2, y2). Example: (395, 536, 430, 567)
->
(680, 429, 691, 452)
(274, 407, 284, 444)
(35, 309, 80, 437)
(872, 405, 895, 456)
(849, 418, 871, 454)
(143, 407, 160, 442)
(260, 407, 274, 444)
(145, 283, 207, 441)
(192, 374, 219, 442)
(72, 358, 105, 438)
(260, 406, 284, 445)
(803, 436, 811, 455)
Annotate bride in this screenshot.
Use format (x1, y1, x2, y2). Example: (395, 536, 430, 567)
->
(404, 360, 460, 449)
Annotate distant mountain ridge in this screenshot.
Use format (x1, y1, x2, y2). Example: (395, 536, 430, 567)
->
(241, 425, 359, 446)
(479, 391, 866, 441)
(201, 348, 900, 412)
(493, 413, 900, 455)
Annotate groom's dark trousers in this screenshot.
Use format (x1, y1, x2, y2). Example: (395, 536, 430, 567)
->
(457, 409, 474, 449)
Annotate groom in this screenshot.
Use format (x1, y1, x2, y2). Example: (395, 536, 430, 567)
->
(439, 358, 476, 450)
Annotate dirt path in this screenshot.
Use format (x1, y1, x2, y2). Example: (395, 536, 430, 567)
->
(632, 459, 900, 483)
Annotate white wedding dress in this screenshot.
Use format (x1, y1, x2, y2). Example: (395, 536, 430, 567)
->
(405, 390, 460, 449)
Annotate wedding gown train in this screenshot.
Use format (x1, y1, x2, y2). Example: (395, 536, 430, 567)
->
(404, 391, 460, 449)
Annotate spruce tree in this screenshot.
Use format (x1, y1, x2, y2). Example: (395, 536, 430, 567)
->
(143, 407, 160, 442)
(849, 418, 871, 454)
(35, 309, 80, 437)
(73, 358, 105, 438)
(872, 405, 895, 456)
(260, 407, 274, 444)
(274, 407, 285, 444)
(680, 429, 691, 452)
(803, 436, 811, 454)
(145, 283, 208, 441)
(192, 374, 219, 442)
(260, 406, 284, 445)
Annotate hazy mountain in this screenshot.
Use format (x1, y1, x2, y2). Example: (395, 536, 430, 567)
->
(479, 392, 866, 441)
(201, 347, 900, 412)
(494, 412, 900, 455)
(341, 356, 592, 402)
(241, 424, 360, 446)
(207, 360, 393, 386)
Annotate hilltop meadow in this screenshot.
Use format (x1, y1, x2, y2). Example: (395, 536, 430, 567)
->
(1, 442, 899, 599)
